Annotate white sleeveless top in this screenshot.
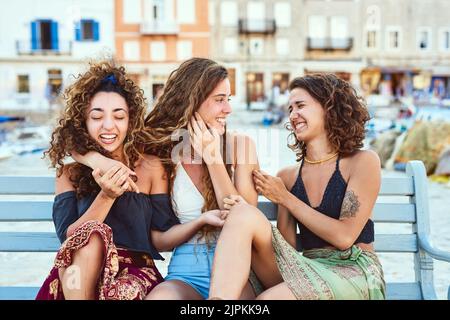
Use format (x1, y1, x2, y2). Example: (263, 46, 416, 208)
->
(171, 162, 219, 244)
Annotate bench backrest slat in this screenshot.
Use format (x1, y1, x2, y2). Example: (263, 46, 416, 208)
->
(0, 200, 416, 224)
(0, 232, 60, 252)
(0, 176, 54, 194)
(0, 201, 53, 221)
(379, 177, 414, 196)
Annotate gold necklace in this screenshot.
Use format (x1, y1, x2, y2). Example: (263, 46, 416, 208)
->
(304, 152, 339, 164)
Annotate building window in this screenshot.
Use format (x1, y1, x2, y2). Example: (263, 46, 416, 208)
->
(330, 16, 348, 39)
(151, 41, 166, 61)
(227, 68, 236, 96)
(246, 72, 264, 103)
(417, 27, 431, 51)
(177, 40, 192, 61)
(272, 73, 290, 94)
(123, 41, 140, 61)
(224, 37, 238, 55)
(276, 38, 289, 56)
(274, 2, 291, 27)
(249, 38, 264, 56)
(123, 0, 141, 24)
(308, 15, 327, 39)
(17, 75, 30, 93)
(247, 1, 265, 21)
(31, 20, 59, 51)
(439, 28, 450, 52)
(152, 0, 164, 20)
(208, 0, 215, 26)
(221, 1, 238, 27)
(386, 27, 401, 51)
(47, 69, 63, 97)
(177, 0, 195, 24)
(75, 20, 99, 41)
(366, 30, 378, 49)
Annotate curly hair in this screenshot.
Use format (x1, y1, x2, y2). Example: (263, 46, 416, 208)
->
(143, 58, 232, 244)
(286, 73, 371, 161)
(44, 60, 149, 198)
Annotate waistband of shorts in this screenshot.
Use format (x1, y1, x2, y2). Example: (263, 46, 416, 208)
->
(173, 242, 217, 254)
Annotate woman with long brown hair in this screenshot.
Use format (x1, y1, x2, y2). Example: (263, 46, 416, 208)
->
(209, 73, 386, 300)
(72, 58, 259, 300)
(36, 60, 228, 300)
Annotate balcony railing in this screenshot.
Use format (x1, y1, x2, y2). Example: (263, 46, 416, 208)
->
(140, 20, 179, 35)
(307, 37, 353, 51)
(238, 19, 276, 35)
(16, 40, 72, 55)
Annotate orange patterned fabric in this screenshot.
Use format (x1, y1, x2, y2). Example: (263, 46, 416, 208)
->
(36, 220, 164, 300)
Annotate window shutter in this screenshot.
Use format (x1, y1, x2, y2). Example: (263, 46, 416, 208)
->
(75, 21, 82, 41)
(93, 21, 99, 41)
(51, 21, 59, 50)
(31, 21, 39, 50)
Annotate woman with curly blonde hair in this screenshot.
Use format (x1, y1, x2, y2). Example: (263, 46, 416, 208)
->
(209, 73, 386, 300)
(36, 60, 227, 300)
(71, 58, 259, 300)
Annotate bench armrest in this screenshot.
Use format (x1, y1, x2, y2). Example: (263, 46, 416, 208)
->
(419, 235, 450, 300)
(418, 233, 450, 263)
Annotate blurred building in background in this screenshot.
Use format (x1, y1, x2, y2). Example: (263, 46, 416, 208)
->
(0, 0, 115, 110)
(360, 0, 450, 107)
(210, 0, 450, 109)
(209, 0, 302, 110)
(115, 0, 210, 104)
(1, 0, 450, 111)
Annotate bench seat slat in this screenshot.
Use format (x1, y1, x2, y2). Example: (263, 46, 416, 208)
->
(0, 283, 422, 300)
(0, 287, 39, 300)
(0, 232, 60, 252)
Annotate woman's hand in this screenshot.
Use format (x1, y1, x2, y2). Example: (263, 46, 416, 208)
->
(188, 112, 222, 165)
(200, 209, 229, 227)
(95, 156, 139, 193)
(252, 170, 288, 205)
(223, 194, 248, 210)
(92, 166, 131, 199)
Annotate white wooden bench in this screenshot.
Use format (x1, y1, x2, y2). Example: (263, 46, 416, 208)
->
(0, 160, 449, 300)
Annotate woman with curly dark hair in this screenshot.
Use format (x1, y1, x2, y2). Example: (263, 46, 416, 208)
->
(209, 73, 386, 300)
(36, 60, 226, 300)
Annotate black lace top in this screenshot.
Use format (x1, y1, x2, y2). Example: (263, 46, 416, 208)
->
(290, 156, 374, 250)
(52, 191, 180, 260)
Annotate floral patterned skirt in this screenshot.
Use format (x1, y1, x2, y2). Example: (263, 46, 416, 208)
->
(250, 225, 386, 300)
(35, 220, 164, 300)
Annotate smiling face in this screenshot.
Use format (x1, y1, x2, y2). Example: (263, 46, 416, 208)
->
(288, 88, 326, 143)
(86, 91, 129, 158)
(197, 78, 232, 135)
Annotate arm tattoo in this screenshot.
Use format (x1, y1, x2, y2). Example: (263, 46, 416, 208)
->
(340, 190, 360, 219)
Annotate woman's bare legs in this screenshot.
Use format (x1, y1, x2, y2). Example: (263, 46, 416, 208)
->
(209, 203, 284, 299)
(239, 281, 256, 300)
(58, 232, 104, 299)
(145, 280, 203, 300)
(256, 282, 296, 300)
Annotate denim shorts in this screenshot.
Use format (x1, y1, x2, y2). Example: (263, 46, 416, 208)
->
(165, 242, 216, 299)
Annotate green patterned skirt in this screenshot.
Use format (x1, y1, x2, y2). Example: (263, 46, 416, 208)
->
(250, 226, 386, 300)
